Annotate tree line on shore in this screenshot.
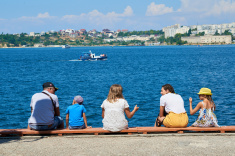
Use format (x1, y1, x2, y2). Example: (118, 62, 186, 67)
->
(0, 29, 234, 48)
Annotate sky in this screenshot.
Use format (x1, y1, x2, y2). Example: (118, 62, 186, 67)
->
(0, 0, 235, 34)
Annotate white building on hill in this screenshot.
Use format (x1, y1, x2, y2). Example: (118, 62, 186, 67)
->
(163, 24, 189, 38)
(181, 35, 232, 44)
(163, 22, 235, 38)
(29, 32, 35, 36)
(190, 22, 235, 36)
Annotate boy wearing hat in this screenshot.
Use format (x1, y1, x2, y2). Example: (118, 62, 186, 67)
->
(65, 95, 91, 129)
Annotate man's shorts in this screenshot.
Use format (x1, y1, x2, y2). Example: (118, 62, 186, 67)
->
(29, 116, 63, 131)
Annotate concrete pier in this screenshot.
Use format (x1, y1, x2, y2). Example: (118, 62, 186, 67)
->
(1, 133, 235, 155)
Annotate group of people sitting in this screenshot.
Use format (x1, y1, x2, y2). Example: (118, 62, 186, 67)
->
(28, 82, 219, 132)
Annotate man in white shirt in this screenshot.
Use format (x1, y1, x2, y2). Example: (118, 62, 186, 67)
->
(28, 82, 64, 130)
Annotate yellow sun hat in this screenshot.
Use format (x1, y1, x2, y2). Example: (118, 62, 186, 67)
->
(197, 88, 212, 95)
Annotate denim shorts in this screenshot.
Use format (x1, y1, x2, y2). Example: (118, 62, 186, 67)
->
(69, 124, 86, 130)
(29, 116, 63, 131)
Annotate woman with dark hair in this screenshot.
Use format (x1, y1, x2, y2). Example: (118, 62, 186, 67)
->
(155, 84, 188, 128)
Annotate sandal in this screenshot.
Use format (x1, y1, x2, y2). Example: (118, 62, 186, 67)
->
(156, 117, 162, 127)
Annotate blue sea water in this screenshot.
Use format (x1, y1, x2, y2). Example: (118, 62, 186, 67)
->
(0, 45, 235, 129)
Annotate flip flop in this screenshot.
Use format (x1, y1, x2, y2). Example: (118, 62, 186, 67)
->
(156, 117, 162, 127)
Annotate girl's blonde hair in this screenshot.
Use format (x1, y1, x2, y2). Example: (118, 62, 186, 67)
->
(107, 84, 124, 103)
(206, 95, 216, 110)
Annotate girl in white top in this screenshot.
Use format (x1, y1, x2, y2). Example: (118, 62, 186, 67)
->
(101, 84, 139, 132)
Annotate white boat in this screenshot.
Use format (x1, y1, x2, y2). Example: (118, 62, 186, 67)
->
(79, 50, 107, 61)
(62, 44, 70, 48)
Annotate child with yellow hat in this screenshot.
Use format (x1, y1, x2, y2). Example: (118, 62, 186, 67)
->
(189, 88, 219, 127)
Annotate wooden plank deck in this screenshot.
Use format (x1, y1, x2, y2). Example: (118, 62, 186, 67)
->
(137, 127, 185, 134)
(0, 126, 235, 137)
(0, 127, 138, 137)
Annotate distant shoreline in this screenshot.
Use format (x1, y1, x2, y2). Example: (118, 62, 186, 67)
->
(1, 43, 234, 49)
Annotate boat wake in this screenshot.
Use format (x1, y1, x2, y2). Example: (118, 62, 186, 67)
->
(69, 59, 82, 61)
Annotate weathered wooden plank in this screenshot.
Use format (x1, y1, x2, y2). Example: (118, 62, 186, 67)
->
(1, 126, 235, 137)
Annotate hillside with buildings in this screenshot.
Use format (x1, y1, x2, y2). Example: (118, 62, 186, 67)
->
(163, 23, 235, 44)
(0, 22, 234, 48)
